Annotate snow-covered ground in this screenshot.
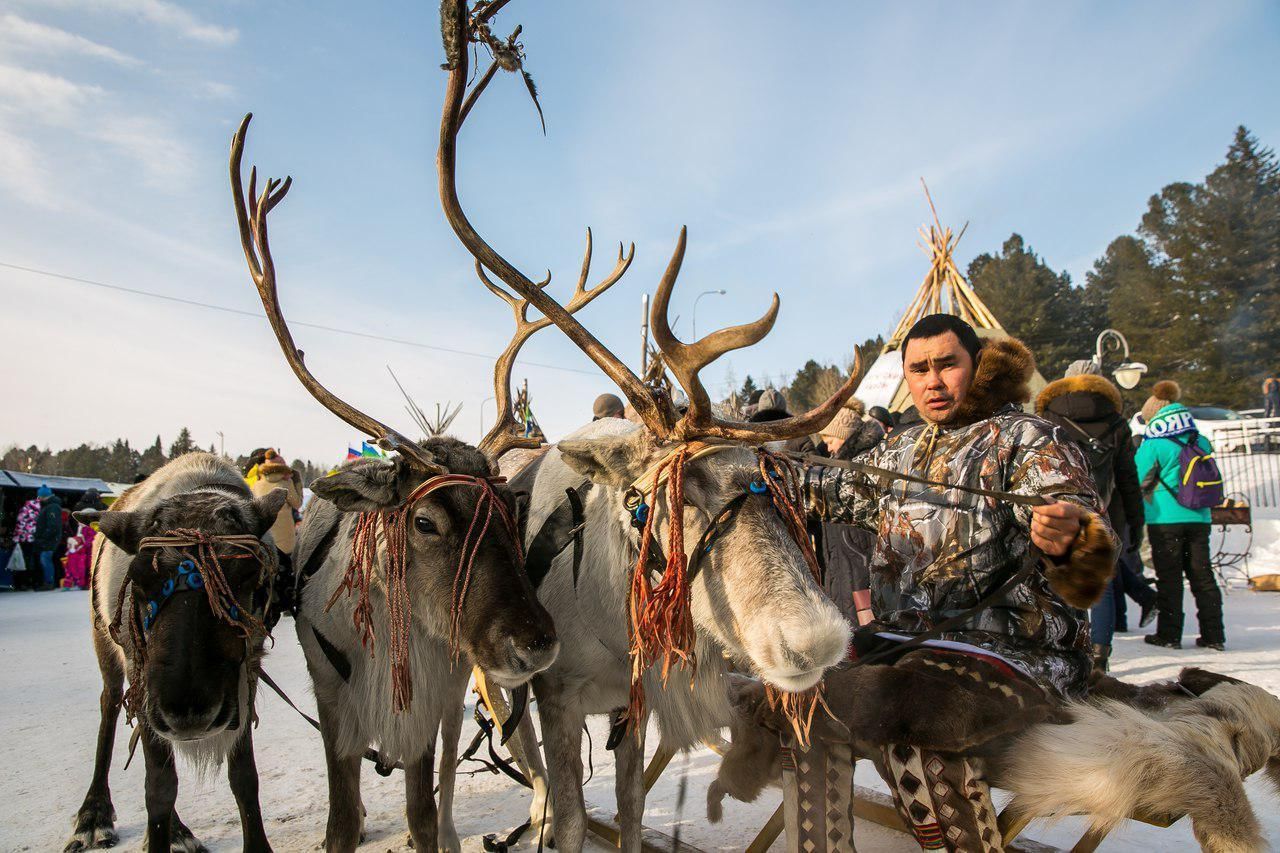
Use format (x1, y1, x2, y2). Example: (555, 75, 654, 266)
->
(3, 556, 1279, 852)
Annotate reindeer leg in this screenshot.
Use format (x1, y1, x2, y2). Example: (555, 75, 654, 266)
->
(613, 716, 648, 853)
(317, 701, 363, 853)
(513, 707, 554, 844)
(65, 622, 124, 852)
(537, 689, 587, 853)
(141, 728, 179, 853)
(405, 743, 439, 851)
(227, 727, 272, 852)
(435, 692, 464, 853)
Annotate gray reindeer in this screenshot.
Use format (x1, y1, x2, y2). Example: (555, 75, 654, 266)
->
(433, 4, 863, 848)
(66, 452, 289, 853)
(229, 111, 562, 852)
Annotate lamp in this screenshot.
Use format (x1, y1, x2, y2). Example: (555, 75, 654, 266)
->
(1093, 330, 1147, 389)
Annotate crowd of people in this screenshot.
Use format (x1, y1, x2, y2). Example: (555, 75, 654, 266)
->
(3, 486, 106, 591)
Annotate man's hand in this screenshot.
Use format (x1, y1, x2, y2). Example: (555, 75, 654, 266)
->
(1030, 500, 1085, 556)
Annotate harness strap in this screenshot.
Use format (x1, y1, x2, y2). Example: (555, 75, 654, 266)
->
(523, 482, 593, 589)
(311, 624, 353, 682)
(258, 669, 401, 775)
(790, 451, 1051, 507)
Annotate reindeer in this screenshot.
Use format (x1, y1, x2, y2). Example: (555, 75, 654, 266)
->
(65, 452, 290, 853)
(228, 113, 565, 851)
(431, 4, 861, 849)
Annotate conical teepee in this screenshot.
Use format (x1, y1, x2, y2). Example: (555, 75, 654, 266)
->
(856, 182, 1045, 412)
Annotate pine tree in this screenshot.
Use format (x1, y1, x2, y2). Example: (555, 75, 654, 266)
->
(103, 439, 140, 482)
(739, 374, 759, 401)
(1136, 126, 1280, 405)
(168, 428, 197, 459)
(139, 436, 166, 475)
(968, 234, 1094, 379)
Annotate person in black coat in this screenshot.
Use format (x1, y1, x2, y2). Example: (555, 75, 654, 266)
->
(1036, 360, 1154, 671)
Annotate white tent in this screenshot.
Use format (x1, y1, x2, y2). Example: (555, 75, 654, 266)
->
(856, 184, 1045, 412)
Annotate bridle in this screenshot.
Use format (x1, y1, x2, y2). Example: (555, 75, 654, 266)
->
(324, 471, 523, 713)
(618, 441, 823, 731)
(109, 529, 276, 725)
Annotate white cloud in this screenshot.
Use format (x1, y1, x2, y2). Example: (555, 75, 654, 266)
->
(10, 0, 237, 45)
(0, 128, 60, 209)
(0, 13, 142, 66)
(91, 114, 193, 187)
(0, 63, 103, 121)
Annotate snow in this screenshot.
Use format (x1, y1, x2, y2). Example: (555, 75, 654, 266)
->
(3, 582, 1280, 852)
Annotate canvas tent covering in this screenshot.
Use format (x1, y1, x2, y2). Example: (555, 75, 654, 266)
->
(856, 186, 1047, 412)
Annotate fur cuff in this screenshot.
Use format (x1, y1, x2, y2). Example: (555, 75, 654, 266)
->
(1045, 511, 1116, 608)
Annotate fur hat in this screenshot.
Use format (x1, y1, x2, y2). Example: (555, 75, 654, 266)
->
(757, 389, 787, 414)
(1141, 380, 1182, 423)
(592, 393, 625, 419)
(820, 408, 860, 442)
(1064, 359, 1102, 378)
(842, 396, 866, 418)
(257, 448, 292, 477)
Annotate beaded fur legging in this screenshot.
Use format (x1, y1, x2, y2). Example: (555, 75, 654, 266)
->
(881, 744, 1003, 852)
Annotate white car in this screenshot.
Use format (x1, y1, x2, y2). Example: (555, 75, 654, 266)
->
(1131, 405, 1254, 452)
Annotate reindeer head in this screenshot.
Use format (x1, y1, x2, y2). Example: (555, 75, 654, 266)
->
(81, 485, 287, 741)
(560, 423, 850, 692)
(310, 441, 557, 689)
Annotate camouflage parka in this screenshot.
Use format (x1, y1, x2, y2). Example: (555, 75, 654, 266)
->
(804, 339, 1115, 697)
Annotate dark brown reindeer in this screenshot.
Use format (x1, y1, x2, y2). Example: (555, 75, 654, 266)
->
(229, 114, 564, 851)
(433, 4, 860, 849)
(65, 452, 290, 853)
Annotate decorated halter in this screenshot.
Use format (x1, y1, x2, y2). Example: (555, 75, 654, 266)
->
(325, 472, 522, 714)
(109, 529, 276, 724)
(620, 441, 825, 743)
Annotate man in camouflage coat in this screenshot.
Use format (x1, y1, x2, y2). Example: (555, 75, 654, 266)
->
(797, 314, 1117, 852)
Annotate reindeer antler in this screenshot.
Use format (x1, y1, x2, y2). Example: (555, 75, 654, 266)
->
(650, 228, 862, 442)
(440, 0, 858, 446)
(476, 228, 635, 458)
(230, 114, 445, 474)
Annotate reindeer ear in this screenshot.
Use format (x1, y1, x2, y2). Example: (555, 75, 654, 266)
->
(310, 458, 404, 512)
(95, 510, 146, 555)
(558, 431, 660, 489)
(251, 488, 289, 537)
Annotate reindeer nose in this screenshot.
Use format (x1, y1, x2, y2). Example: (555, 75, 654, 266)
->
(508, 634, 559, 675)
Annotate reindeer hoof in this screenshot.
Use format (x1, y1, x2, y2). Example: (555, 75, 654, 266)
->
(168, 815, 208, 853)
(65, 797, 118, 851)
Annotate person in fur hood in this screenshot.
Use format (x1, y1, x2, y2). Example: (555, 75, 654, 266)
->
(1037, 360, 1154, 673)
(799, 313, 1116, 852)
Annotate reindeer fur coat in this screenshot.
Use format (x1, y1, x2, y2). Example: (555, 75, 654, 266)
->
(804, 338, 1117, 696)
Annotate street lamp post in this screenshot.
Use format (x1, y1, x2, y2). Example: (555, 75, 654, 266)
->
(691, 289, 726, 339)
(1092, 329, 1148, 390)
(479, 396, 495, 436)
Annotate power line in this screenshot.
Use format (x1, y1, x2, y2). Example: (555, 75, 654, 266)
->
(0, 260, 761, 392)
(0, 260, 606, 377)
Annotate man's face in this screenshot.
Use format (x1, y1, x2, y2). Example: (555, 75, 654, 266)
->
(903, 331, 976, 424)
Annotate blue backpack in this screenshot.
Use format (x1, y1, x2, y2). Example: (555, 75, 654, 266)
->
(1163, 432, 1224, 509)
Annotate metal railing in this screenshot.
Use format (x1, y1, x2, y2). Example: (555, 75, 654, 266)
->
(1211, 418, 1280, 508)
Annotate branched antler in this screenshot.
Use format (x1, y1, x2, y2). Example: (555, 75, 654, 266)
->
(438, 0, 859, 446)
(477, 228, 635, 458)
(230, 114, 444, 474)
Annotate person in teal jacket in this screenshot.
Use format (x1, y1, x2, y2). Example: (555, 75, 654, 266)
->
(1134, 381, 1224, 650)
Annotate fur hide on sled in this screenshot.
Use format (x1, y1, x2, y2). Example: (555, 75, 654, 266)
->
(709, 668, 1280, 852)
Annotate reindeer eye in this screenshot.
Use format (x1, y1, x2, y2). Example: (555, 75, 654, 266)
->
(413, 516, 438, 536)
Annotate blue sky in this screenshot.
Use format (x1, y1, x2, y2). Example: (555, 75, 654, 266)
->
(1, 0, 1276, 464)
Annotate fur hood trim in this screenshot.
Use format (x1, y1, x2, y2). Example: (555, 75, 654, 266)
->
(1044, 511, 1116, 608)
(1035, 374, 1123, 415)
(950, 337, 1036, 424)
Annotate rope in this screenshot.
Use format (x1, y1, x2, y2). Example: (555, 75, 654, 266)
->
(112, 530, 274, 725)
(626, 445, 697, 727)
(325, 474, 523, 714)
